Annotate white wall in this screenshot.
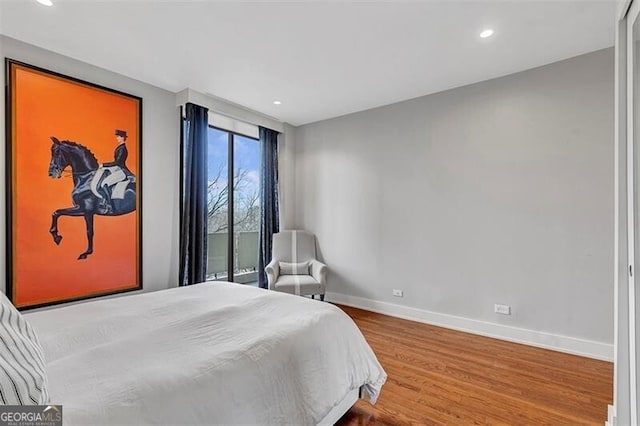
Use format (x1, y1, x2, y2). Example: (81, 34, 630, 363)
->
(0, 36, 180, 295)
(295, 48, 615, 356)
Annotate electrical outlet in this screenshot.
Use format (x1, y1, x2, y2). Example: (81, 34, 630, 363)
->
(392, 289, 403, 297)
(494, 304, 511, 315)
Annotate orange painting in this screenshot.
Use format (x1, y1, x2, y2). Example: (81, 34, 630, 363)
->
(6, 60, 142, 309)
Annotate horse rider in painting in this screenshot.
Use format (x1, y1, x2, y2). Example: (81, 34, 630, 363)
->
(49, 135, 137, 259)
(92, 129, 131, 213)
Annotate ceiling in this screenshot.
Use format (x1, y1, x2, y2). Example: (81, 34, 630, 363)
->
(0, 0, 618, 126)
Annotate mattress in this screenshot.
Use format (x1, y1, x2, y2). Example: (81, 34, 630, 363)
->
(25, 282, 387, 425)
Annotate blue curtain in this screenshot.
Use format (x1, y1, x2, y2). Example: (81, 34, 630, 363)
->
(258, 127, 280, 289)
(179, 103, 209, 286)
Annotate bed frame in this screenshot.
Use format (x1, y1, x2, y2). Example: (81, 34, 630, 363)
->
(318, 387, 361, 425)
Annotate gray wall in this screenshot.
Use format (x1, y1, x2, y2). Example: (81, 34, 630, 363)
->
(295, 48, 614, 344)
(279, 123, 297, 229)
(0, 36, 180, 296)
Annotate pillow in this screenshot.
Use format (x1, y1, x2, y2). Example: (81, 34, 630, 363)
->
(0, 292, 49, 405)
(279, 261, 310, 276)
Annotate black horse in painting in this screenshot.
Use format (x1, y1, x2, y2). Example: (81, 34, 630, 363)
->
(48, 137, 136, 260)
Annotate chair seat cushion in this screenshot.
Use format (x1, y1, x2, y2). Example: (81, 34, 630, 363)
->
(274, 275, 324, 296)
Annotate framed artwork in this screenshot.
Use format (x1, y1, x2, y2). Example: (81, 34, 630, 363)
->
(5, 59, 142, 309)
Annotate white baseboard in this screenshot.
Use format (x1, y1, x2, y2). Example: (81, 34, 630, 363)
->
(326, 292, 613, 362)
(606, 404, 616, 426)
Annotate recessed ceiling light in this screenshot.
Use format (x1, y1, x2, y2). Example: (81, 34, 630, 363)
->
(480, 29, 494, 39)
(36, 0, 53, 6)
(273, 101, 282, 105)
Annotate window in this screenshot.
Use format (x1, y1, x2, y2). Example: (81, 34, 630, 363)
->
(207, 127, 260, 285)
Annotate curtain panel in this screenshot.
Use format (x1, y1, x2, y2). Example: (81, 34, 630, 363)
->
(258, 127, 280, 288)
(179, 103, 209, 286)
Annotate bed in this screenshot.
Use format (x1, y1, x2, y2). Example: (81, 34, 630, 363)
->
(24, 282, 387, 425)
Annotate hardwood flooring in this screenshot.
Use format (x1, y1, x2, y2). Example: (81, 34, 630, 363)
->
(334, 305, 613, 426)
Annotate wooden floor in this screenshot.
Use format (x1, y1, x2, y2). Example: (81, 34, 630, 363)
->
(334, 305, 613, 426)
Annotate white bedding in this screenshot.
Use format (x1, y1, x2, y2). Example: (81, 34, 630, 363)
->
(25, 282, 387, 425)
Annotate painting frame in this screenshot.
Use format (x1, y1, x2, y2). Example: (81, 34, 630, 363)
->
(5, 58, 143, 310)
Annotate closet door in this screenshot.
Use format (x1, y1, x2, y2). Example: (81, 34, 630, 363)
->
(628, 1, 640, 421)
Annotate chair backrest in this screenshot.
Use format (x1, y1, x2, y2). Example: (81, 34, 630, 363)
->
(272, 230, 317, 263)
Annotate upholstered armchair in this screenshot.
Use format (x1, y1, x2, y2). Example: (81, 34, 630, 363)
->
(266, 230, 327, 300)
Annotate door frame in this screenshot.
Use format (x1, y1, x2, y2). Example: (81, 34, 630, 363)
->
(615, 2, 630, 425)
(615, 1, 636, 425)
(626, 1, 640, 423)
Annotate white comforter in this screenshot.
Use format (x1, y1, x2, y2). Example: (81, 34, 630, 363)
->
(25, 283, 386, 425)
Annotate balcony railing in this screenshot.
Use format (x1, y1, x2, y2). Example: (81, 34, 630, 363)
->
(206, 231, 259, 285)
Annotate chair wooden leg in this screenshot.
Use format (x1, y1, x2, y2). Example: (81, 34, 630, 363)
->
(320, 294, 325, 301)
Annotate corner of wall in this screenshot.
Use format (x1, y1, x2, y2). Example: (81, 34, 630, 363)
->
(279, 123, 297, 230)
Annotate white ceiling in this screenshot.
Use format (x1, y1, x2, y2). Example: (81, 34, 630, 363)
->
(0, 0, 618, 126)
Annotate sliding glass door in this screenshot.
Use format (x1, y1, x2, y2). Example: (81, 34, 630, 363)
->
(207, 127, 260, 285)
(207, 128, 230, 281)
(232, 135, 260, 284)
